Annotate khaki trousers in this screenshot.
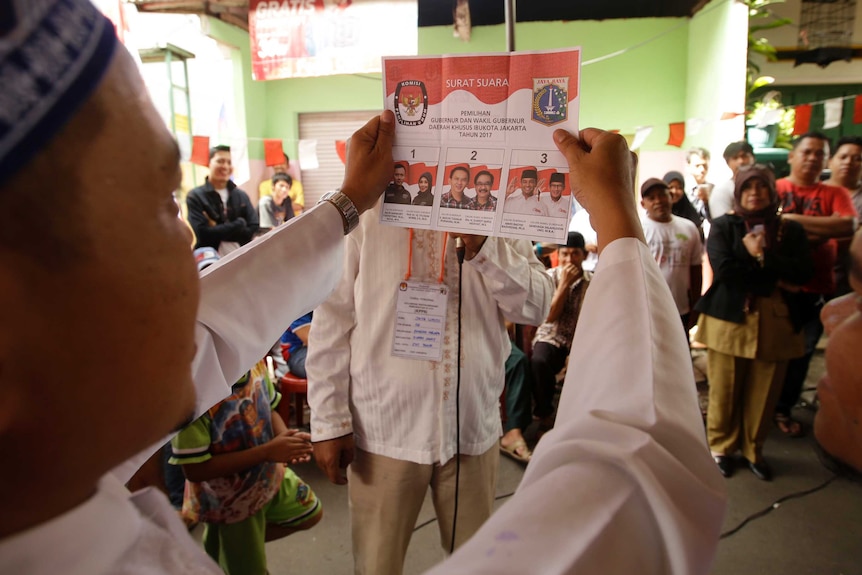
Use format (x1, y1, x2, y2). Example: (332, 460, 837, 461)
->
(706, 349, 787, 463)
(348, 444, 499, 575)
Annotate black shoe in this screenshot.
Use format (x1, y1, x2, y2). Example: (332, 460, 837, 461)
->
(713, 455, 734, 478)
(748, 459, 772, 481)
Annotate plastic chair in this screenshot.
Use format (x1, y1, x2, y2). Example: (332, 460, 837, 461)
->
(277, 373, 309, 428)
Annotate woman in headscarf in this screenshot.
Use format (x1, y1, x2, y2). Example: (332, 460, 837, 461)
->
(412, 171, 434, 206)
(694, 164, 814, 481)
(663, 170, 704, 241)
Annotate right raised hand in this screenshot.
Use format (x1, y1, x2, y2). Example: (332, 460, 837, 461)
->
(267, 431, 313, 465)
(339, 111, 396, 214)
(505, 176, 518, 198)
(553, 128, 644, 253)
(313, 434, 355, 485)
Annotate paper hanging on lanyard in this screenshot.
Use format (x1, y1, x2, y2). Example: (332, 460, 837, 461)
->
(380, 48, 581, 243)
(392, 280, 449, 361)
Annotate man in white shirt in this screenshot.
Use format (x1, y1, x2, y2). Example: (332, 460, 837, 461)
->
(541, 172, 571, 218)
(709, 141, 755, 220)
(0, 2, 395, 571)
(503, 167, 549, 216)
(685, 146, 713, 222)
(640, 178, 703, 329)
(568, 207, 599, 272)
(307, 194, 554, 574)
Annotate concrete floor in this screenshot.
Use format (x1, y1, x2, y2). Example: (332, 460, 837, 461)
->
(263, 350, 862, 575)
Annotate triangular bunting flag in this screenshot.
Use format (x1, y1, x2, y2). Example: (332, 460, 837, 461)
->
(666, 122, 685, 147)
(264, 139, 285, 166)
(298, 139, 319, 170)
(793, 104, 812, 135)
(686, 118, 707, 136)
(823, 98, 843, 130)
(757, 109, 781, 129)
(631, 126, 653, 151)
(854, 95, 862, 124)
(191, 136, 210, 167)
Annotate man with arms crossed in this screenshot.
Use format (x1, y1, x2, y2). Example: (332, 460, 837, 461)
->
(772, 132, 859, 436)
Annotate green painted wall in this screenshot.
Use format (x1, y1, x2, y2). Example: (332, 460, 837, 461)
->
(205, 4, 745, 158)
(264, 73, 383, 158)
(204, 17, 267, 160)
(685, 0, 748, 153)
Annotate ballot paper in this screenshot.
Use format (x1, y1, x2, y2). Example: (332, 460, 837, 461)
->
(380, 48, 580, 243)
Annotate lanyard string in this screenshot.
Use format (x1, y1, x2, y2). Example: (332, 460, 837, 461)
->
(404, 229, 449, 283)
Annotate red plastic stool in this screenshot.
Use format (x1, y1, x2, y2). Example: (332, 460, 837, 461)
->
(277, 373, 309, 428)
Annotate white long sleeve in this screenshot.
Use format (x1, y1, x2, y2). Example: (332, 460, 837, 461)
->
(113, 203, 346, 483)
(425, 238, 726, 575)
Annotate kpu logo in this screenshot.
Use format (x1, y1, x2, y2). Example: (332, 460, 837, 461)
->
(395, 80, 428, 126)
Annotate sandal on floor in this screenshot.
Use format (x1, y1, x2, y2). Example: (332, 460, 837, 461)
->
(774, 413, 805, 438)
(500, 439, 532, 464)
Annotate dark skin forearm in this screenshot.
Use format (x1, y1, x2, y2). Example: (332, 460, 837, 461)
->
(782, 214, 855, 239)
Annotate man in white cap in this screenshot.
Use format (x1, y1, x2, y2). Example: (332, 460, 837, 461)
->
(0, 1, 395, 571)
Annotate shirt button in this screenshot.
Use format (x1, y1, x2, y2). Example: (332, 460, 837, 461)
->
(443, 391, 449, 400)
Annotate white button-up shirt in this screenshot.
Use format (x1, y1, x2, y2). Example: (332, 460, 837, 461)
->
(307, 202, 553, 464)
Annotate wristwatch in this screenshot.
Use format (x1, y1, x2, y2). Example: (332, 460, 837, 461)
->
(319, 191, 360, 235)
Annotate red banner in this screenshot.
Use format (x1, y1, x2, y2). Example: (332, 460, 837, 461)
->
(666, 122, 685, 147)
(249, 0, 416, 80)
(854, 96, 862, 124)
(264, 139, 285, 166)
(793, 104, 813, 135)
(191, 136, 210, 166)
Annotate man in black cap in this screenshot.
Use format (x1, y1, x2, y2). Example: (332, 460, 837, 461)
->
(504, 166, 549, 216)
(542, 171, 571, 218)
(530, 231, 591, 431)
(640, 178, 702, 329)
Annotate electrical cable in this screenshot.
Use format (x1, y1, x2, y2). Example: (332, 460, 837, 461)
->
(449, 237, 466, 553)
(719, 474, 837, 539)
